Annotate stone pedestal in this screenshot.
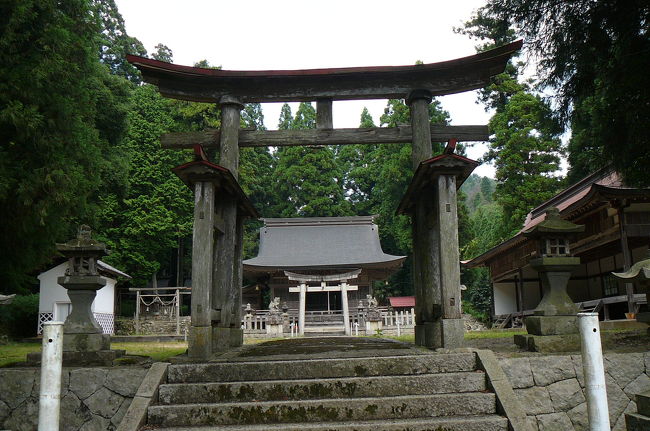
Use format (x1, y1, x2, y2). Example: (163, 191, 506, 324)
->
(211, 327, 232, 352)
(229, 327, 243, 346)
(525, 315, 578, 336)
(267, 323, 283, 336)
(441, 319, 464, 348)
(366, 320, 382, 334)
(514, 333, 581, 353)
(58, 277, 108, 352)
(520, 257, 580, 351)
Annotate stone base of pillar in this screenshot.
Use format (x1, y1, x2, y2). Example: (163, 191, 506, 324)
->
(415, 322, 441, 348)
(266, 323, 283, 336)
(63, 332, 110, 352)
(525, 315, 578, 336)
(441, 319, 464, 348)
(211, 326, 231, 352)
(365, 320, 383, 334)
(188, 326, 212, 359)
(229, 328, 243, 347)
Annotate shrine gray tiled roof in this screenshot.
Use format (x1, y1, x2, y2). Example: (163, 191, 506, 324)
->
(243, 216, 405, 271)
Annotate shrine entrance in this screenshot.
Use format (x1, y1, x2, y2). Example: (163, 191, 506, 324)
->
(307, 291, 341, 312)
(127, 40, 522, 359)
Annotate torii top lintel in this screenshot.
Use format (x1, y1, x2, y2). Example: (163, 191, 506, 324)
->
(126, 40, 522, 104)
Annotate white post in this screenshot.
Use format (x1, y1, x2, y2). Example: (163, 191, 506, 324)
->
(396, 319, 401, 337)
(298, 282, 306, 336)
(341, 281, 351, 336)
(175, 289, 181, 336)
(290, 322, 295, 337)
(135, 290, 140, 335)
(578, 313, 610, 431)
(354, 321, 359, 336)
(39, 322, 63, 431)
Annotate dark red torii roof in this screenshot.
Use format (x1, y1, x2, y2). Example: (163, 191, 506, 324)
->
(126, 40, 523, 103)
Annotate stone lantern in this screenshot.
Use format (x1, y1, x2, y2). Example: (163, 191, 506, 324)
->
(515, 207, 585, 352)
(55, 226, 112, 354)
(612, 251, 650, 334)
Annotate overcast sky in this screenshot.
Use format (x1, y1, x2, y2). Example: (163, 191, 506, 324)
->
(116, 0, 499, 176)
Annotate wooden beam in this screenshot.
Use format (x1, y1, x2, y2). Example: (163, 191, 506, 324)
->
(161, 125, 489, 149)
(126, 41, 522, 103)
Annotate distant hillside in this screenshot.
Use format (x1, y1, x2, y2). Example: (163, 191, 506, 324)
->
(460, 174, 496, 214)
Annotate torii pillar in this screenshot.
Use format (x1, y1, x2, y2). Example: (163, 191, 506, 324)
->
(173, 121, 258, 360)
(401, 92, 478, 348)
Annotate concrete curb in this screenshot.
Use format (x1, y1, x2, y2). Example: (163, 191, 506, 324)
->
(476, 350, 532, 431)
(116, 362, 169, 431)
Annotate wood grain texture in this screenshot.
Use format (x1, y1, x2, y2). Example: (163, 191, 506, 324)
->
(161, 125, 489, 149)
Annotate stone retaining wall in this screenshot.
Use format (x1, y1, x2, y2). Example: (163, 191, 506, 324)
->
(499, 353, 650, 431)
(0, 366, 148, 431)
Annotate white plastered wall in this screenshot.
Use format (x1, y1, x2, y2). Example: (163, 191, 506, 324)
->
(494, 282, 517, 315)
(38, 261, 115, 315)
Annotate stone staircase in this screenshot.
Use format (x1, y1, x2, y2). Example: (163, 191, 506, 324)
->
(304, 312, 346, 335)
(146, 352, 509, 430)
(626, 389, 650, 430)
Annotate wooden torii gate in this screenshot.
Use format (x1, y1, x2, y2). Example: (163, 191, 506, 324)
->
(127, 40, 522, 359)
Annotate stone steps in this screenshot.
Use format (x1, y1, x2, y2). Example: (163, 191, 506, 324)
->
(158, 371, 486, 404)
(150, 414, 508, 431)
(626, 391, 650, 430)
(166, 353, 477, 383)
(148, 351, 507, 430)
(147, 392, 498, 427)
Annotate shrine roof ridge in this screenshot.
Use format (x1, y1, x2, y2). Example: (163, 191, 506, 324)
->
(262, 216, 377, 227)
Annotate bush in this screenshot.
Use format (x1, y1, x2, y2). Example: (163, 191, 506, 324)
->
(0, 294, 39, 339)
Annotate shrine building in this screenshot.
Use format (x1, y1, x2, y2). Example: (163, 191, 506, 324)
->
(465, 167, 650, 326)
(243, 216, 405, 334)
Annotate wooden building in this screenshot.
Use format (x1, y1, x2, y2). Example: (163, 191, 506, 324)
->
(243, 216, 405, 334)
(465, 167, 650, 324)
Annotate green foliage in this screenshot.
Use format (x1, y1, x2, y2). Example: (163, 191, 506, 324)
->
(486, 91, 563, 234)
(96, 84, 193, 286)
(478, 0, 650, 186)
(273, 103, 351, 218)
(0, 0, 132, 293)
(0, 294, 39, 339)
(92, 0, 146, 83)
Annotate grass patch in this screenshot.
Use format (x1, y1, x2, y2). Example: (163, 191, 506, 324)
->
(465, 329, 527, 339)
(0, 341, 190, 366)
(384, 329, 530, 344)
(0, 343, 40, 367)
(112, 341, 187, 361)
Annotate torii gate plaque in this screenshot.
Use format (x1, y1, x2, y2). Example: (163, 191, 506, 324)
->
(128, 40, 521, 358)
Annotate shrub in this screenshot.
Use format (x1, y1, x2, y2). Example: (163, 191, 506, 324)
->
(0, 294, 39, 339)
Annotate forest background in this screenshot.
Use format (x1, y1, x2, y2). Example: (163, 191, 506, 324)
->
(1, 0, 647, 328)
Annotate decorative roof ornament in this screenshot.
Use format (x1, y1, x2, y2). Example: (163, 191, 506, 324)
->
(612, 251, 650, 283)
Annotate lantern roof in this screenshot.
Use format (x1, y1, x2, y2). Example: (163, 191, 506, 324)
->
(56, 225, 107, 257)
(523, 207, 585, 238)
